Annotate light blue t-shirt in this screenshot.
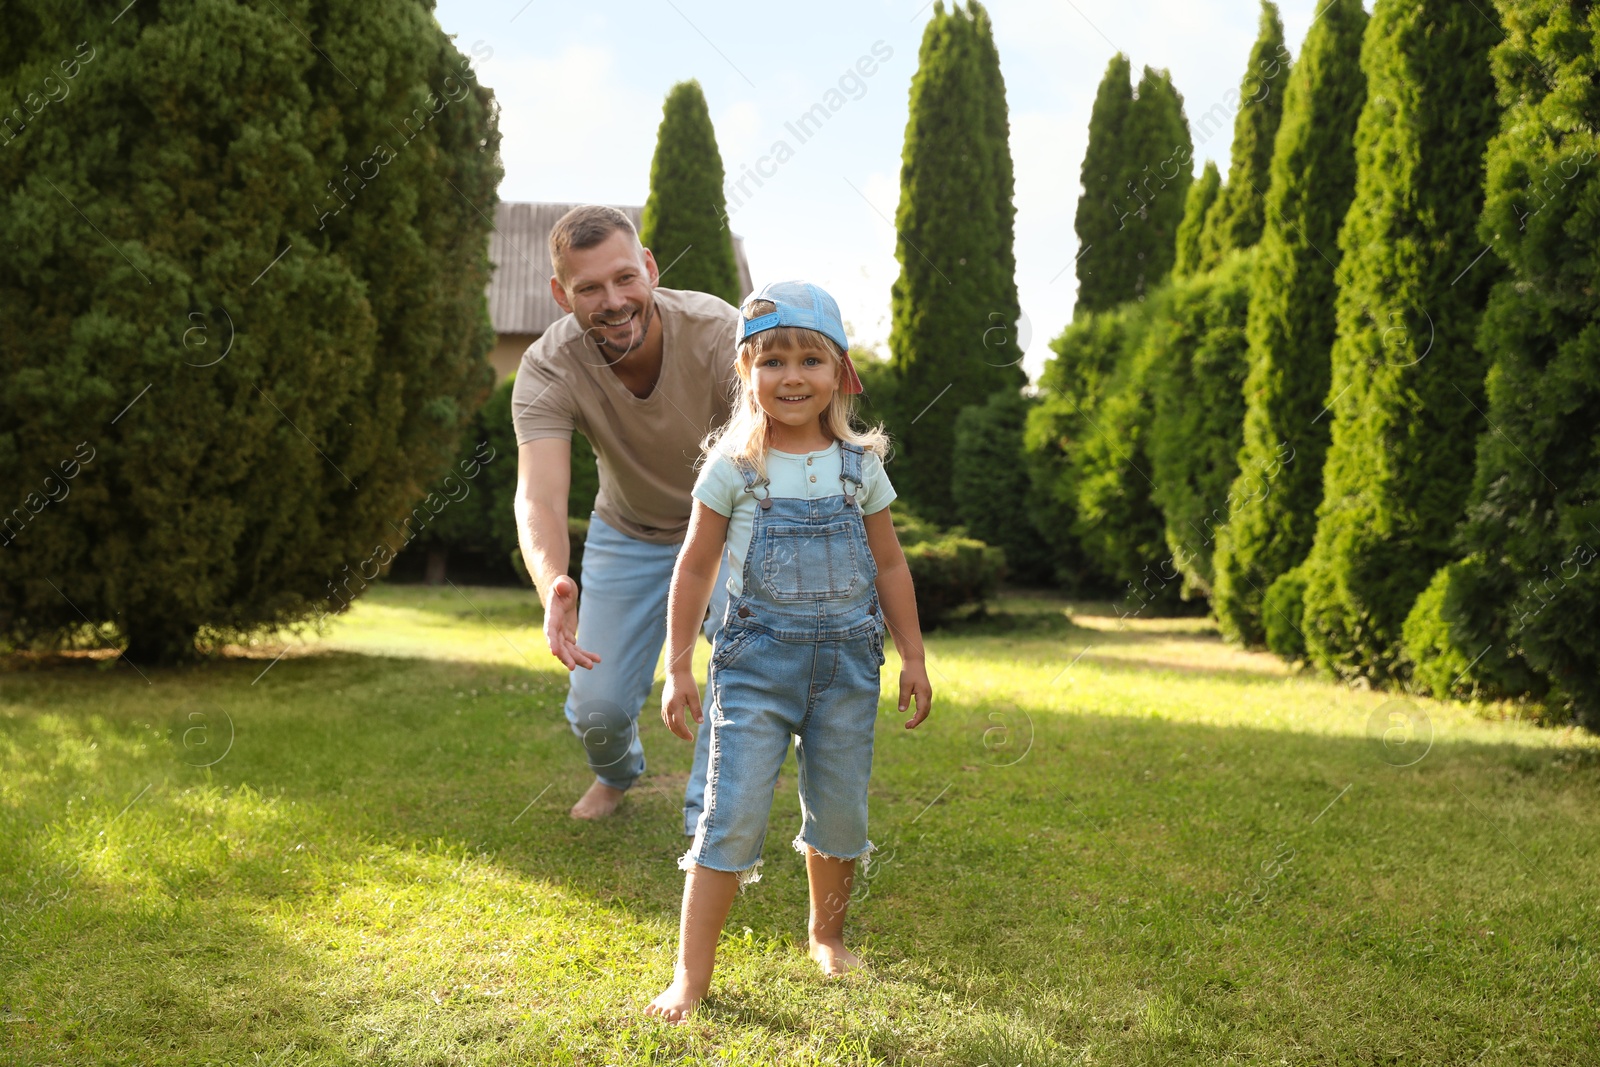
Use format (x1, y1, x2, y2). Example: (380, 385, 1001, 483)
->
(692, 441, 896, 597)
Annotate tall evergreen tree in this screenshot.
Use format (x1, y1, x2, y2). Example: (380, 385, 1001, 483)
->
(0, 0, 501, 662)
(1072, 54, 1137, 314)
(1174, 160, 1221, 277)
(971, 3, 1024, 374)
(1297, 0, 1504, 681)
(639, 80, 741, 305)
(1212, 0, 1369, 647)
(1402, 0, 1600, 728)
(1123, 67, 1195, 302)
(1198, 0, 1290, 269)
(886, 2, 1025, 522)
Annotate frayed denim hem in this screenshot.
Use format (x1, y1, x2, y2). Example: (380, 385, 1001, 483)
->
(678, 851, 764, 889)
(792, 834, 875, 875)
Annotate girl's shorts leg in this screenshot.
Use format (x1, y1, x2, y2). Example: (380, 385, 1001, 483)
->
(681, 631, 799, 885)
(792, 635, 882, 865)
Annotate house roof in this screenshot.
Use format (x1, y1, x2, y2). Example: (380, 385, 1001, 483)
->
(486, 202, 754, 336)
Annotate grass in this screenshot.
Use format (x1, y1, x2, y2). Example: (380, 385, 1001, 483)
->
(3, 582, 1599, 1065)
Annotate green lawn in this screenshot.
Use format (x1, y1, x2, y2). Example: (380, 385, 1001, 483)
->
(3, 583, 1598, 1065)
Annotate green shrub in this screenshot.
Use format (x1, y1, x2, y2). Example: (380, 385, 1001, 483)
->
(1024, 302, 1155, 594)
(1146, 249, 1256, 600)
(952, 389, 1054, 585)
(901, 533, 1006, 629)
(1408, 0, 1600, 729)
(885, 508, 1004, 627)
(1401, 557, 1545, 703)
(394, 373, 596, 585)
(1261, 565, 1308, 661)
(0, 0, 502, 662)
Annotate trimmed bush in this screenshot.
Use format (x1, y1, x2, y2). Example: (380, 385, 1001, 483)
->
(895, 510, 1005, 628)
(0, 1, 501, 661)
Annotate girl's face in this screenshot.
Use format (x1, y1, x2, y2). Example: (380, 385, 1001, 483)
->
(748, 338, 838, 431)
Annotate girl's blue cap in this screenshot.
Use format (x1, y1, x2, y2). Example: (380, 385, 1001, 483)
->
(740, 280, 862, 393)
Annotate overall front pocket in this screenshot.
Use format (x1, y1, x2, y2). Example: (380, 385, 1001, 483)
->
(760, 521, 859, 601)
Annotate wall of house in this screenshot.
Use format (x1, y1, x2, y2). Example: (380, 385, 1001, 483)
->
(489, 333, 538, 382)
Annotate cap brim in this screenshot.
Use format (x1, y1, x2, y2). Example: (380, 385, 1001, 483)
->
(840, 352, 864, 394)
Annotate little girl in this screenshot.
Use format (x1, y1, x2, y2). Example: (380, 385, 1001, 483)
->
(645, 280, 932, 1023)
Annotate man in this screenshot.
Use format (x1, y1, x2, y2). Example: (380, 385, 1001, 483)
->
(512, 205, 739, 831)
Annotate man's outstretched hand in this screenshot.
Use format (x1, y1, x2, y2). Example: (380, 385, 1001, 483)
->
(543, 574, 600, 671)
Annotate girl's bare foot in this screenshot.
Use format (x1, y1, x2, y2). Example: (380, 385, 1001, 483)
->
(569, 780, 625, 820)
(808, 936, 861, 977)
(644, 973, 707, 1024)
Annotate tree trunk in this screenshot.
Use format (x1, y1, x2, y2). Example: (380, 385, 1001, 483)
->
(424, 546, 449, 586)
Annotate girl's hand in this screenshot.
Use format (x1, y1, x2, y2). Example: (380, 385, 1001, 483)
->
(661, 670, 702, 741)
(899, 661, 932, 729)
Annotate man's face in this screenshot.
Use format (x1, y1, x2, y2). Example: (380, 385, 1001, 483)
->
(551, 231, 660, 360)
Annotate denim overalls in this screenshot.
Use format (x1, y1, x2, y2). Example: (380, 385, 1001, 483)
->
(680, 442, 886, 885)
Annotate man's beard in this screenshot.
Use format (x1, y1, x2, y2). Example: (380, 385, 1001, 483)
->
(586, 299, 656, 361)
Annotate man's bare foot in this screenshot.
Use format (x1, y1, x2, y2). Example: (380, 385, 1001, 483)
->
(644, 973, 707, 1024)
(808, 936, 862, 977)
(569, 780, 625, 820)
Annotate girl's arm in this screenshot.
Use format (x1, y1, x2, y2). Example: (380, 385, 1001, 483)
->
(864, 507, 933, 729)
(661, 501, 731, 741)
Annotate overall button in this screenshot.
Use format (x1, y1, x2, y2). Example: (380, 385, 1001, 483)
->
(809, 474, 817, 483)
(806, 457, 813, 465)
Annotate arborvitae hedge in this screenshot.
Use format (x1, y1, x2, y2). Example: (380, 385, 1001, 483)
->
(1212, 0, 1369, 647)
(1174, 161, 1221, 277)
(1297, 0, 1504, 682)
(1147, 249, 1257, 599)
(886, 1, 1024, 523)
(1198, 1, 1290, 266)
(952, 389, 1054, 585)
(0, 1, 501, 661)
(639, 80, 741, 305)
(1403, 0, 1600, 728)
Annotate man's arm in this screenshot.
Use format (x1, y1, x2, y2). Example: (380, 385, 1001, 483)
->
(515, 437, 597, 670)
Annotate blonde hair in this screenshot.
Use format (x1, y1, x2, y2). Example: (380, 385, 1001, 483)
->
(704, 299, 891, 480)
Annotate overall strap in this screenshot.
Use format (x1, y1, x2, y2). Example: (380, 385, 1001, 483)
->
(736, 457, 773, 510)
(838, 442, 865, 508)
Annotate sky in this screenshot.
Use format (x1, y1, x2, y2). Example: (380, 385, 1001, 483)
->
(432, 0, 1340, 380)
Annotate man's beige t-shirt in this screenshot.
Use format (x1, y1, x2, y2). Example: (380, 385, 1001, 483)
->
(511, 287, 740, 544)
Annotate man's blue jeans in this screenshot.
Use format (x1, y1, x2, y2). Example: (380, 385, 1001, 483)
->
(564, 513, 730, 834)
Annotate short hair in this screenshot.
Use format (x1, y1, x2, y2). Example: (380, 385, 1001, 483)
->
(549, 205, 639, 285)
